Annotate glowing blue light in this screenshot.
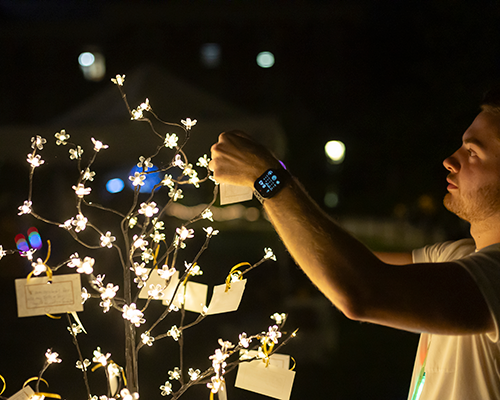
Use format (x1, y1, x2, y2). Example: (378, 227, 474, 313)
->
(106, 178, 125, 194)
(128, 164, 162, 193)
(78, 52, 95, 67)
(256, 51, 275, 68)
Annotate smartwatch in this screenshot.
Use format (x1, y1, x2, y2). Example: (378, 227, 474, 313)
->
(253, 168, 289, 203)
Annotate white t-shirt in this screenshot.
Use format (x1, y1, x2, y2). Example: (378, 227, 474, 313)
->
(407, 239, 500, 400)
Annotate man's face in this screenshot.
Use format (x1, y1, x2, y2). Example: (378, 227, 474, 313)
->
(443, 111, 500, 223)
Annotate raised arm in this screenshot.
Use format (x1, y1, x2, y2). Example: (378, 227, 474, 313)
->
(210, 131, 493, 335)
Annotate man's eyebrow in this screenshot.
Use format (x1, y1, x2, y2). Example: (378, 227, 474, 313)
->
(463, 137, 484, 148)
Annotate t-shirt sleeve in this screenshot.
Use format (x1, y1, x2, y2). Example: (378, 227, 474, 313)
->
(455, 248, 500, 342)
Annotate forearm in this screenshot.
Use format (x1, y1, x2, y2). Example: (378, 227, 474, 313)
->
(262, 176, 385, 317)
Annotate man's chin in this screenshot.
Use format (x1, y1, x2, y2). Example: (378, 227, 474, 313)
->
(443, 193, 461, 216)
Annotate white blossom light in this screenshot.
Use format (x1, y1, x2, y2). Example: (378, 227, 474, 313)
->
(55, 130, 70, 145)
(120, 388, 139, 400)
(91, 138, 108, 152)
(264, 247, 277, 261)
(45, 349, 62, 364)
(141, 332, 155, 347)
(129, 172, 146, 187)
(181, 118, 197, 130)
(197, 154, 210, 168)
(176, 226, 194, 241)
(27, 153, 44, 168)
(18, 200, 32, 216)
(31, 135, 47, 150)
(133, 235, 148, 251)
(137, 156, 153, 169)
(164, 133, 178, 149)
(93, 347, 111, 367)
(76, 359, 91, 371)
(168, 367, 181, 381)
(69, 146, 83, 160)
(160, 381, 172, 396)
(188, 368, 201, 381)
(138, 202, 159, 218)
(100, 283, 119, 300)
(73, 183, 92, 198)
(167, 325, 181, 341)
(158, 265, 176, 280)
(270, 312, 287, 325)
(111, 74, 125, 86)
(72, 214, 88, 232)
(100, 232, 116, 248)
(122, 303, 145, 327)
(32, 258, 46, 276)
(82, 168, 96, 181)
(161, 174, 174, 188)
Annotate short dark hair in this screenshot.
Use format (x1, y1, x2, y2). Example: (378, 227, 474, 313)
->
(481, 86, 500, 114)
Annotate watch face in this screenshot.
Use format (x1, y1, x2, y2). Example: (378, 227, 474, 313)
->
(255, 169, 282, 198)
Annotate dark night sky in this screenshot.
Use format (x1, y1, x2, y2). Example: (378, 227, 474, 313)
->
(1, 1, 500, 399)
(1, 0, 500, 219)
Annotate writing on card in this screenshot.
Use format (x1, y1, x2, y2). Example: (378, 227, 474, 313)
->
(15, 274, 83, 318)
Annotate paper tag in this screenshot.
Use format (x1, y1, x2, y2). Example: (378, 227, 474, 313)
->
(235, 352, 295, 400)
(206, 280, 246, 315)
(139, 269, 179, 300)
(220, 183, 253, 205)
(15, 273, 83, 318)
(8, 385, 34, 400)
(162, 279, 208, 313)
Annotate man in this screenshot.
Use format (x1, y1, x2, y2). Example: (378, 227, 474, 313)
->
(209, 90, 500, 399)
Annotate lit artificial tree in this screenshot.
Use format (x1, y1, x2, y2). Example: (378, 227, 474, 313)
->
(0, 75, 297, 400)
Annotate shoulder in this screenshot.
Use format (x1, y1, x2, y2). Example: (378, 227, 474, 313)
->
(413, 238, 476, 263)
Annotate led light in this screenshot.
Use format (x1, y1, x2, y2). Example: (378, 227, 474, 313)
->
(106, 178, 124, 193)
(325, 140, 346, 164)
(78, 52, 95, 67)
(128, 164, 162, 193)
(256, 51, 275, 68)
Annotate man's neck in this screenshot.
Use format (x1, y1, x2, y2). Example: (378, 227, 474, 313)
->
(470, 216, 500, 249)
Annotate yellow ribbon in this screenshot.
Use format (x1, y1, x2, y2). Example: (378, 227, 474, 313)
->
(224, 262, 250, 292)
(262, 341, 275, 367)
(26, 241, 53, 283)
(44, 240, 52, 265)
(23, 377, 49, 388)
(45, 314, 61, 319)
(32, 392, 61, 399)
(0, 374, 6, 396)
(22, 377, 60, 398)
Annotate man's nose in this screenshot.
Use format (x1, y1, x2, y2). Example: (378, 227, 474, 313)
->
(443, 153, 460, 173)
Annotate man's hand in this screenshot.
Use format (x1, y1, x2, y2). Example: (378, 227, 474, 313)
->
(209, 131, 281, 187)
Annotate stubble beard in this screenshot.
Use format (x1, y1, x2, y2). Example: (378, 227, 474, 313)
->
(443, 183, 500, 223)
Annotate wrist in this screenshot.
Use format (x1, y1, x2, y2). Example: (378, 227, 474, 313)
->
(253, 163, 290, 203)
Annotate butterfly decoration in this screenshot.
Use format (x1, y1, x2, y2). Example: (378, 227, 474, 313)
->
(15, 227, 43, 260)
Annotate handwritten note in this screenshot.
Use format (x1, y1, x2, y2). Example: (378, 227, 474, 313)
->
(220, 183, 253, 205)
(235, 351, 295, 400)
(15, 274, 83, 318)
